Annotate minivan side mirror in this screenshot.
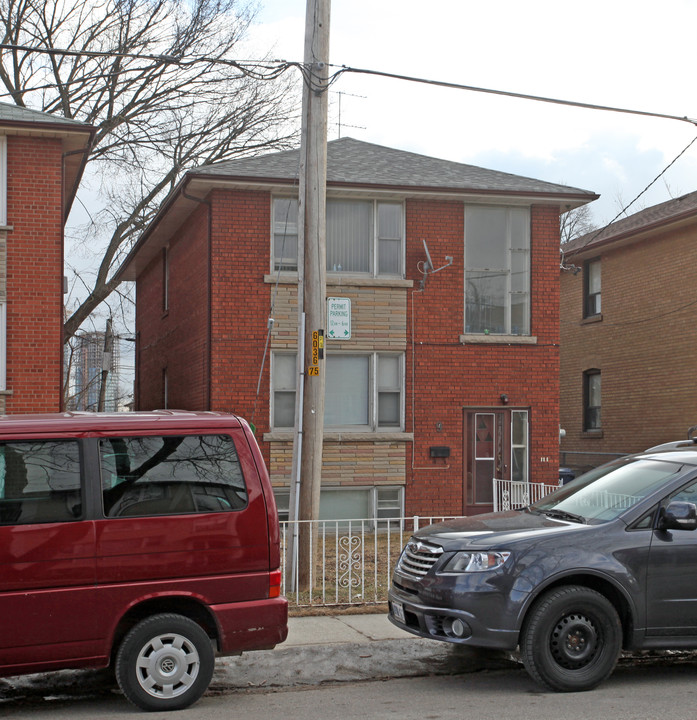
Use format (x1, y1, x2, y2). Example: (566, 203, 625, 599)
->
(658, 501, 697, 531)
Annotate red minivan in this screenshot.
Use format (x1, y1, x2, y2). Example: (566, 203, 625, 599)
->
(0, 411, 287, 711)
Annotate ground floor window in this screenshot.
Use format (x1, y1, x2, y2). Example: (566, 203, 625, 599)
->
(274, 485, 403, 525)
(584, 369, 601, 430)
(272, 351, 404, 431)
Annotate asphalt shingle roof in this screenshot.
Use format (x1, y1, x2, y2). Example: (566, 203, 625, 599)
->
(194, 137, 596, 198)
(0, 101, 87, 128)
(564, 189, 697, 255)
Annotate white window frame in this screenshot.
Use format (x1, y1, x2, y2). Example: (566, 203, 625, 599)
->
(271, 350, 404, 432)
(464, 205, 531, 336)
(271, 196, 405, 278)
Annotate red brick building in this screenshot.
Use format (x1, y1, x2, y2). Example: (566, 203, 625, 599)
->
(560, 191, 697, 471)
(0, 103, 93, 413)
(118, 138, 596, 518)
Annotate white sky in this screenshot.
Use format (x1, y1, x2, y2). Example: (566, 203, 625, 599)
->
(246, 0, 697, 225)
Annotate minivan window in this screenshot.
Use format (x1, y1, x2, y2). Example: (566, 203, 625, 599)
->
(0, 440, 82, 525)
(100, 434, 248, 517)
(531, 458, 683, 523)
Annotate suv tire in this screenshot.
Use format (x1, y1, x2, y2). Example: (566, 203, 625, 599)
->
(521, 585, 621, 692)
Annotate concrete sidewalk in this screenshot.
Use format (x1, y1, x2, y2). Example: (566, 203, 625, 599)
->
(211, 612, 517, 690)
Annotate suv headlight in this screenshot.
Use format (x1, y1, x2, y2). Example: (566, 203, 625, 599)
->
(441, 551, 511, 573)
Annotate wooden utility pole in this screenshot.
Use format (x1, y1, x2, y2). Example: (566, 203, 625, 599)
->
(291, 0, 330, 589)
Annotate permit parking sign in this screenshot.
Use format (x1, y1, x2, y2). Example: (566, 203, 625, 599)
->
(327, 297, 351, 339)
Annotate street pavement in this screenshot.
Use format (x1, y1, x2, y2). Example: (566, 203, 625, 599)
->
(3, 611, 697, 707)
(0, 612, 517, 703)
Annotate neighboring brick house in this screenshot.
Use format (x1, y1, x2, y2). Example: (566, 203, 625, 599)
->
(117, 137, 596, 518)
(560, 190, 697, 470)
(0, 103, 93, 414)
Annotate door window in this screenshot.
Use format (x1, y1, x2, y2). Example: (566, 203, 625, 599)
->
(473, 413, 496, 504)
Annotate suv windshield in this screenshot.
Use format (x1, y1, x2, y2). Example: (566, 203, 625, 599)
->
(531, 458, 684, 523)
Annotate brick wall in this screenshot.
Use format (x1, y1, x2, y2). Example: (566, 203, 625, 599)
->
(136, 201, 210, 410)
(560, 220, 697, 457)
(4, 136, 64, 413)
(208, 189, 273, 424)
(404, 201, 561, 516)
(134, 189, 562, 518)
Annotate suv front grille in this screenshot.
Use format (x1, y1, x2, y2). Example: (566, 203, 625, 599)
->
(396, 538, 443, 580)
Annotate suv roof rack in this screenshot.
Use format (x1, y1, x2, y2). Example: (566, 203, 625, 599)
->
(645, 440, 697, 452)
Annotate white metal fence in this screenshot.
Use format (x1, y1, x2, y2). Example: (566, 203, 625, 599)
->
(280, 481, 565, 609)
(279, 516, 462, 608)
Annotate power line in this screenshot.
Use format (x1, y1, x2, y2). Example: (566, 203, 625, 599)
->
(330, 64, 697, 128)
(4, 42, 697, 126)
(562, 131, 697, 256)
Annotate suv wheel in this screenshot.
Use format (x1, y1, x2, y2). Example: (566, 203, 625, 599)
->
(521, 585, 621, 692)
(115, 613, 215, 711)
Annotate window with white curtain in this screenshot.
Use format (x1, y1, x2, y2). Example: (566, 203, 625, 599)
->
(274, 485, 403, 525)
(464, 205, 530, 335)
(272, 351, 404, 430)
(272, 197, 403, 277)
(272, 353, 297, 428)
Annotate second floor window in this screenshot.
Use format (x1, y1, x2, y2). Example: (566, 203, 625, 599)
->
(464, 205, 530, 336)
(272, 198, 403, 277)
(584, 259, 601, 317)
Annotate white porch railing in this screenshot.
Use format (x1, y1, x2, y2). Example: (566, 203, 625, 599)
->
(492, 478, 562, 513)
(279, 516, 462, 608)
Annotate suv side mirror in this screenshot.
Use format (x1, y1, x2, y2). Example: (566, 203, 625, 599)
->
(659, 501, 697, 531)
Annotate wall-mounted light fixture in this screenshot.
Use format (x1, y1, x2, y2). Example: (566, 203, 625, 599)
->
(500, 393, 509, 405)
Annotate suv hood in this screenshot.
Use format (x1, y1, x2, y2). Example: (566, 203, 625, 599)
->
(416, 509, 587, 549)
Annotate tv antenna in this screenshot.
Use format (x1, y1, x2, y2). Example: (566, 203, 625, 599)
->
(331, 90, 366, 138)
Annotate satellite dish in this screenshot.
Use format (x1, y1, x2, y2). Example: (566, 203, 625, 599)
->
(422, 239, 434, 273)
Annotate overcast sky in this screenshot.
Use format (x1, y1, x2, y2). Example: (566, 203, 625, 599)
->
(245, 0, 697, 226)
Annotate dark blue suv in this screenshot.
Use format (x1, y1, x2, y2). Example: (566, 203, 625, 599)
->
(389, 438, 697, 692)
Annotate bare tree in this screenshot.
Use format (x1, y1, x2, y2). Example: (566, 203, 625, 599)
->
(0, 0, 299, 339)
(560, 203, 596, 244)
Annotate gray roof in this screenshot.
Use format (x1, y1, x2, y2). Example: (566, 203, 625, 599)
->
(0, 101, 88, 129)
(194, 137, 596, 199)
(564, 189, 697, 256)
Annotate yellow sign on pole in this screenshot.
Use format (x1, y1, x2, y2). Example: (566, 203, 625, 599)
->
(308, 330, 323, 375)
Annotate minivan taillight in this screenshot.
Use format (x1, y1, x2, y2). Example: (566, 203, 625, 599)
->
(269, 569, 282, 598)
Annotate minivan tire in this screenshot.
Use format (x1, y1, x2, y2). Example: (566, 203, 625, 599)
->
(115, 613, 215, 712)
(520, 585, 622, 692)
